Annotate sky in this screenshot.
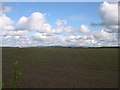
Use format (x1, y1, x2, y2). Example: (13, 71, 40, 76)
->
(0, 2, 119, 47)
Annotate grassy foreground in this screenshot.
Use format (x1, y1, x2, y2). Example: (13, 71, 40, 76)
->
(2, 47, 118, 88)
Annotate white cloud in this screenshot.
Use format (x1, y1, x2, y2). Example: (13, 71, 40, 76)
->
(80, 25, 90, 34)
(33, 32, 48, 41)
(56, 20, 67, 27)
(92, 2, 119, 33)
(100, 2, 118, 25)
(65, 27, 118, 47)
(93, 30, 115, 41)
(17, 12, 74, 35)
(51, 20, 74, 34)
(1, 30, 28, 36)
(17, 12, 53, 34)
(64, 26, 74, 33)
(52, 20, 68, 34)
(0, 14, 15, 30)
(32, 32, 66, 46)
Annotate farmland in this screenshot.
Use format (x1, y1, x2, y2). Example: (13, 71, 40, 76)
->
(2, 47, 118, 88)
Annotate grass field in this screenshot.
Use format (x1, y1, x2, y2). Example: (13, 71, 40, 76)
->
(2, 47, 118, 88)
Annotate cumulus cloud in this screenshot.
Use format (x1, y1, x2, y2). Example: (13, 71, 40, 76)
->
(65, 35, 96, 47)
(80, 25, 90, 34)
(100, 2, 118, 25)
(1, 29, 30, 47)
(32, 32, 66, 46)
(33, 32, 48, 41)
(1, 12, 75, 46)
(92, 2, 119, 33)
(93, 30, 115, 41)
(0, 3, 11, 13)
(1, 30, 28, 36)
(53, 20, 67, 33)
(65, 27, 118, 47)
(2, 35, 33, 47)
(17, 12, 74, 35)
(56, 20, 67, 27)
(17, 12, 53, 34)
(53, 20, 73, 34)
(0, 14, 15, 30)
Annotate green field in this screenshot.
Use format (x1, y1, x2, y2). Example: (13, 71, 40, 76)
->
(2, 47, 118, 88)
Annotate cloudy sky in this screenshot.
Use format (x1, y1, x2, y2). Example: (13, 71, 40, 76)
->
(0, 2, 119, 47)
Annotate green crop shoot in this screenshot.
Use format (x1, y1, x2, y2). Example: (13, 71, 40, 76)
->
(12, 61, 22, 89)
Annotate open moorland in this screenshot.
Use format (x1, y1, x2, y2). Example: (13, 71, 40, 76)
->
(2, 47, 118, 88)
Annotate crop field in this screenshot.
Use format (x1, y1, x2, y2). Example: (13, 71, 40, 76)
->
(2, 47, 118, 88)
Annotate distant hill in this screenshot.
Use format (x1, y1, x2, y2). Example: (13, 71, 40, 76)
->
(1, 45, 120, 48)
(29, 45, 120, 48)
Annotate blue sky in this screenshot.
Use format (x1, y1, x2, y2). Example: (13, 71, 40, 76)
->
(5, 2, 103, 31)
(0, 2, 118, 47)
